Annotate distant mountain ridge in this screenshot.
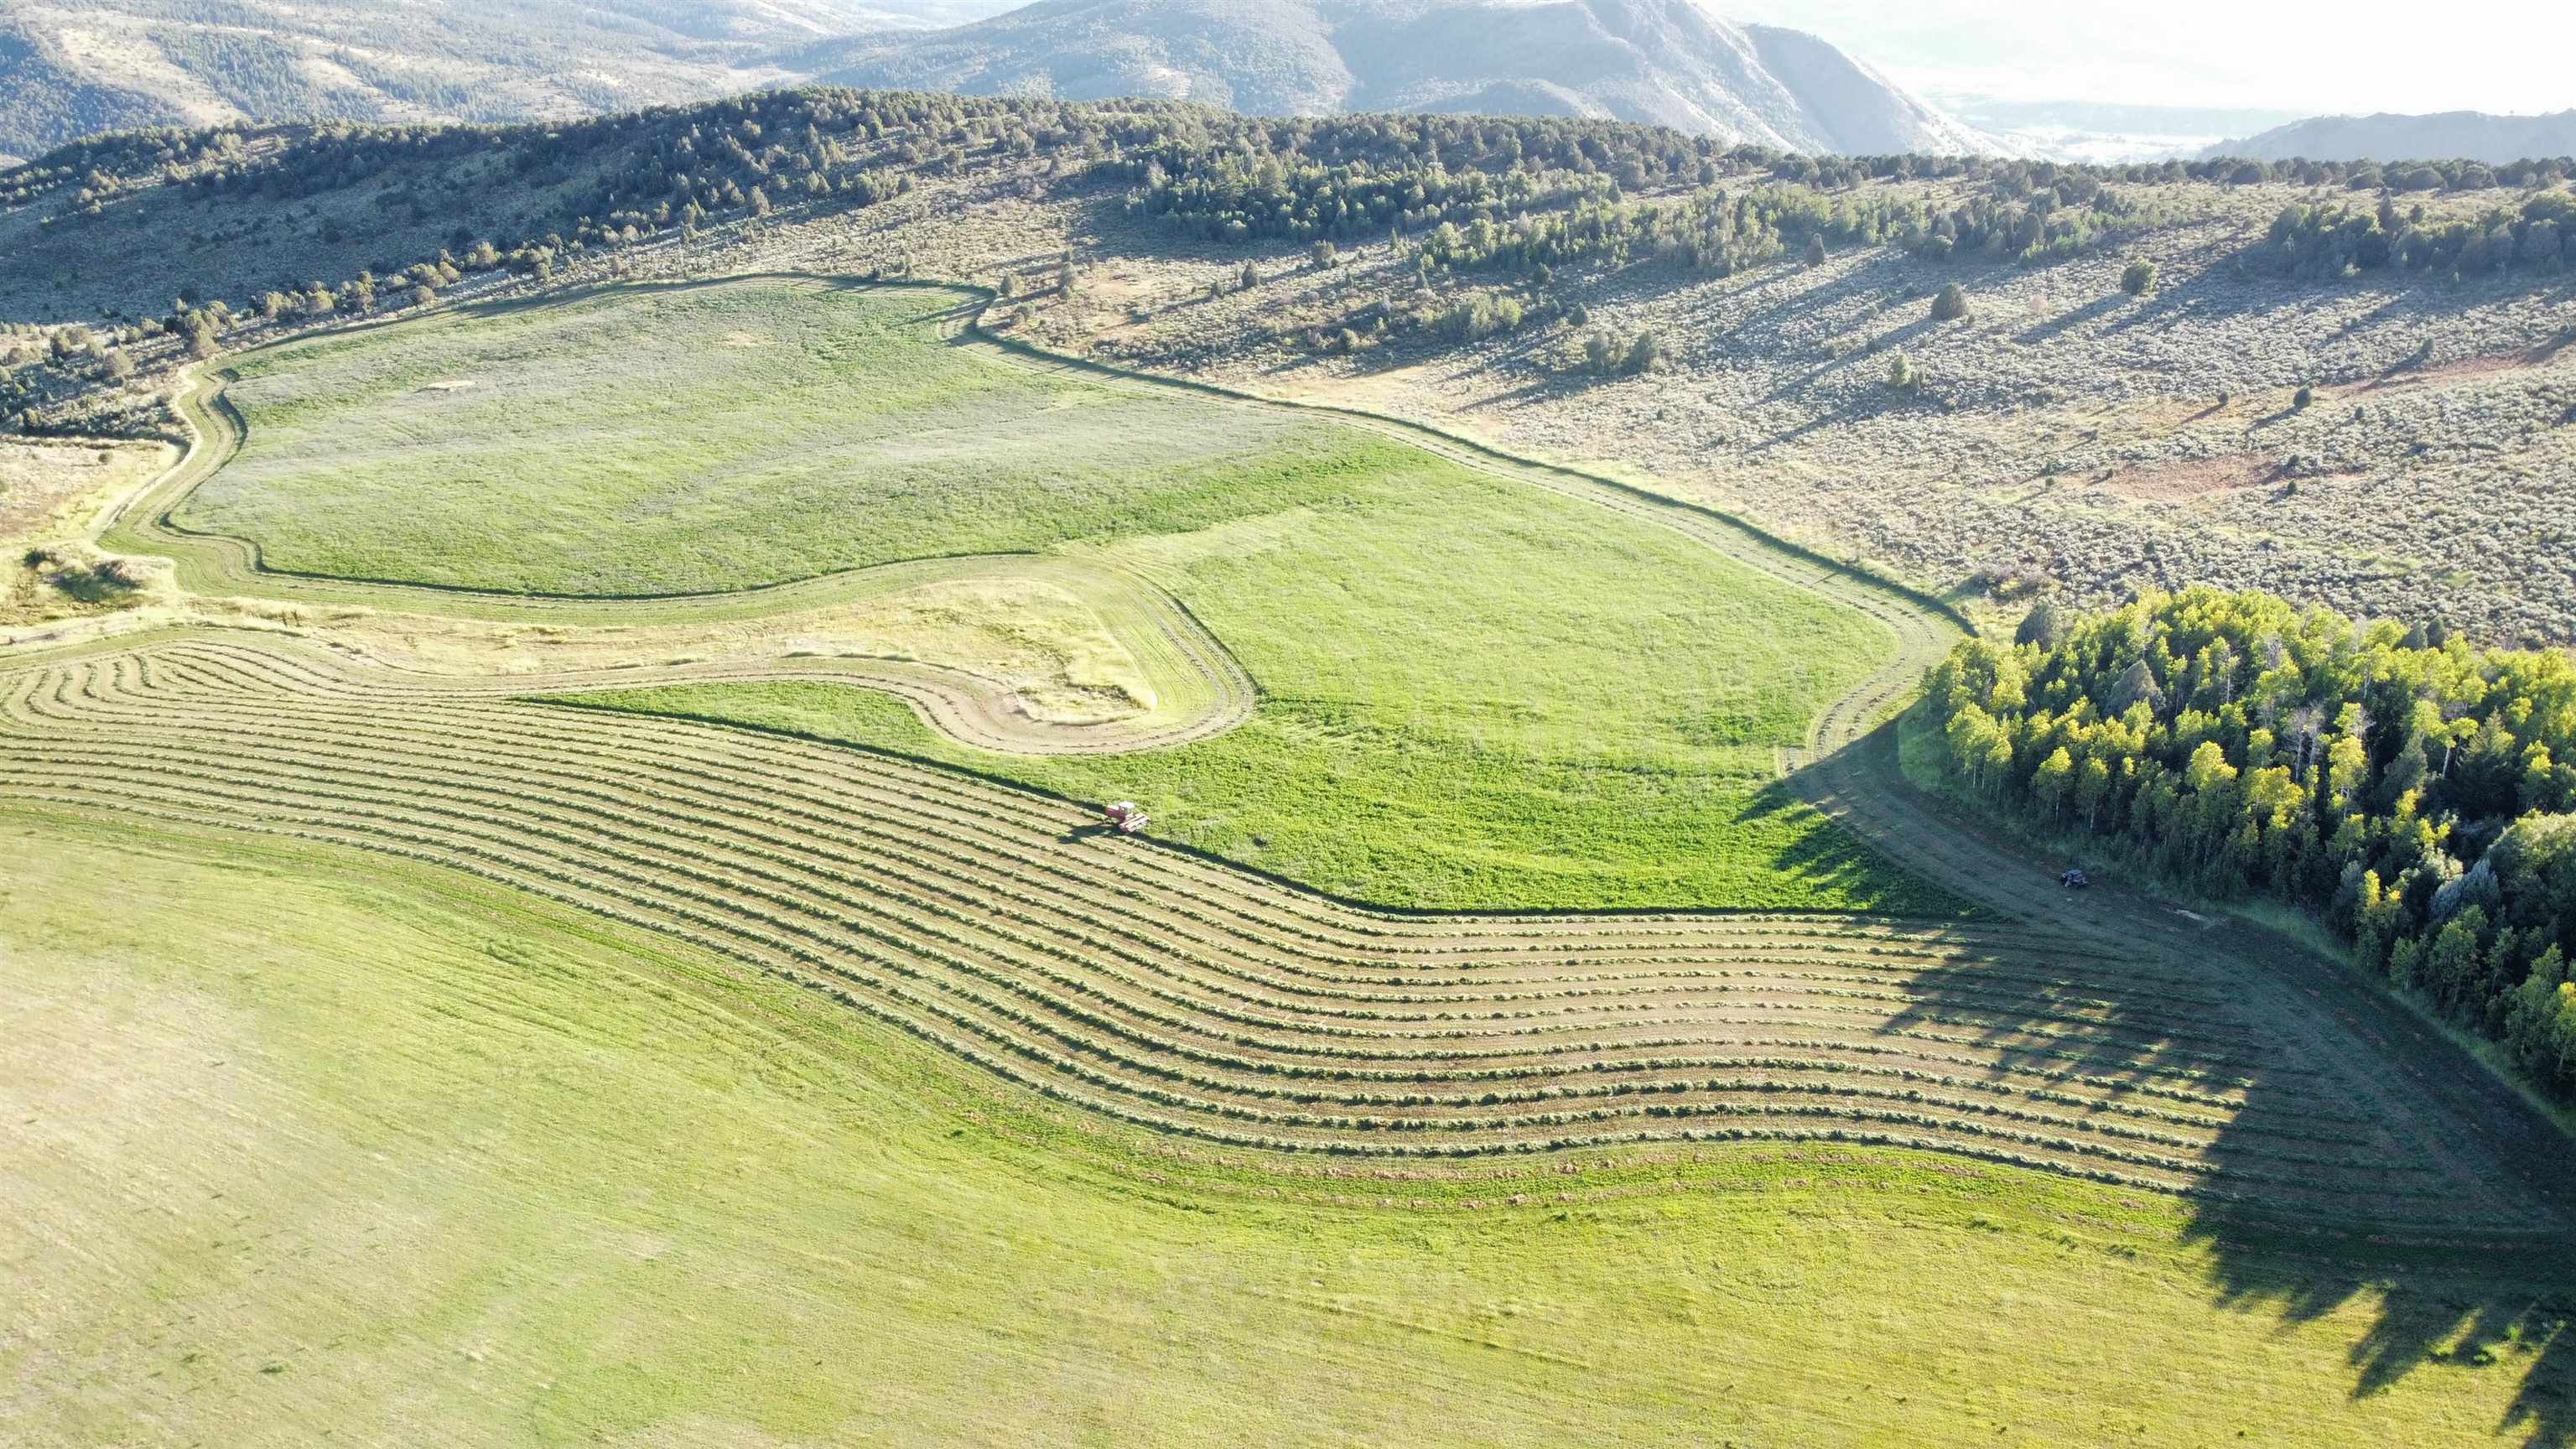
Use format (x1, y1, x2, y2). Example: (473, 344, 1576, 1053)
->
(2210, 110, 2576, 165)
(799, 0, 2007, 154)
(0, 0, 2003, 162)
(0, 0, 995, 162)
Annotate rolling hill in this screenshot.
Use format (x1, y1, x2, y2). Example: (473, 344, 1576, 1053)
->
(800, 0, 2002, 152)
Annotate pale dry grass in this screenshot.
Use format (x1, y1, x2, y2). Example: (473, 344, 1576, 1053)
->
(313, 574, 1158, 722)
(1, 438, 179, 631)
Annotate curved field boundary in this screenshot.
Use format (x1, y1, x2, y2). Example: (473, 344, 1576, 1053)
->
(11, 548, 1254, 758)
(937, 283, 2576, 1227)
(940, 285, 1970, 763)
(67, 359, 1255, 756)
(91, 275, 1954, 767)
(32, 273, 2573, 1232)
(3, 630, 2545, 1228)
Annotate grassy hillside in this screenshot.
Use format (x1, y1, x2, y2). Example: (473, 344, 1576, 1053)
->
(8, 808, 2569, 1447)
(186, 280, 1327, 595)
(167, 277, 1925, 910)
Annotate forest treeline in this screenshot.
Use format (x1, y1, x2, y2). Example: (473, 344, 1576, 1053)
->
(1136, 169, 2179, 274)
(8, 86, 2573, 282)
(1129, 132, 2576, 280)
(1924, 588, 2576, 1095)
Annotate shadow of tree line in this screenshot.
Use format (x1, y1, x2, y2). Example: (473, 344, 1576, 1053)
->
(1805, 719, 2576, 1444)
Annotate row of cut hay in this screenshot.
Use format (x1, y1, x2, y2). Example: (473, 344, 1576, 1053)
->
(0, 636, 2454, 1215)
(5, 641, 2339, 1093)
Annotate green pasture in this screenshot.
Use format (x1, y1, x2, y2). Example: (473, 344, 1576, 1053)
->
(187, 276, 1937, 911)
(184, 278, 1323, 595)
(5, 811, 2561, 1448)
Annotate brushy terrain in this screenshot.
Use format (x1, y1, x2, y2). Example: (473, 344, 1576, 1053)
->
(169, 277, 1923, 911)
(6, 90, 2571, 643)
(10, 810, 2570, 1447)
(1061, 193, 2576, 647)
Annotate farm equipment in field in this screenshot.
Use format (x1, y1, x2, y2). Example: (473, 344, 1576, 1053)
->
(1104, 801, 1150, 835)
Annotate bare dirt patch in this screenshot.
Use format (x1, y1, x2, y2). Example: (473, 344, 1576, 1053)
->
(2101, 455, 2289, 503)
(2339, 335, 2574, 399)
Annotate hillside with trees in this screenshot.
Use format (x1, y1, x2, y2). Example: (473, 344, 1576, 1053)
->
(4, 87, 2572, 646)
(1924, 587, 2576, 1094)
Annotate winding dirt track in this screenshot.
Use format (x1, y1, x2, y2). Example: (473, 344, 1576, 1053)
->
(8, 274, 2568, 1232)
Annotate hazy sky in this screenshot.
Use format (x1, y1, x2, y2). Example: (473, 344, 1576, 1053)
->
(1733, 0, 2576, 116)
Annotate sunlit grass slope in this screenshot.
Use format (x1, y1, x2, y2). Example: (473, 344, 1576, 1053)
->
(538, 426, 1930, 908)
(186, 278, 1330, 595)
(184, 276, 1929, 910)
(3, 810, 2559, 1448)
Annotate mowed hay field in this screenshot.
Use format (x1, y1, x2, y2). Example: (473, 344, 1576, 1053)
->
(142, 277, 1929, 911)
(6, 809, 2570, 1449)
(6, 635, 2567, 1213)
(13, 271, 2576, 1445)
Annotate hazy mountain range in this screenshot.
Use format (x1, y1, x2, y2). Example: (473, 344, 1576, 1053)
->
(18, 0, 2568, 169)
(1935, 97, 2309, 166)
(0, 0, 2003, 162)
(797, 0, 2002, 154)
(2206, 109, 2576, 165)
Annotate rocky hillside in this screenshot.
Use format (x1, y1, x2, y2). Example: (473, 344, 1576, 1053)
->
(0, 0, 1000, 162)
(802, 0, 2003, 153)
(2212, 110, 2576, 166)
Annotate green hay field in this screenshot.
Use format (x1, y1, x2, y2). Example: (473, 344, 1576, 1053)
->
(7, 809, 2563, 1449)
(184, 280, 1322, 596)
(181, 278, 1937, 911)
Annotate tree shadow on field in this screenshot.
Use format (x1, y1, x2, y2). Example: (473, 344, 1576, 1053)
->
(1739, 776, 1961, 914)
(1789, 720, 2576, 1443)
(2013, 293, 2127, 346)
